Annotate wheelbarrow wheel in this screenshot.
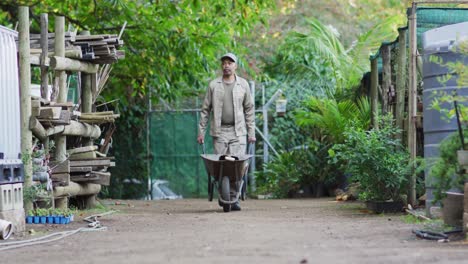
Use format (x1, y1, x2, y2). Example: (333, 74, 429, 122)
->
(221, 176, 231, 212)
(208, 176, 214, 201)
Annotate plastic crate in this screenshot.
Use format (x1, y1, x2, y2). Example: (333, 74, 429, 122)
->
(0, 159, 24, 184)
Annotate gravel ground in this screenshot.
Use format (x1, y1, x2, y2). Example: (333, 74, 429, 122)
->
(1, 198, 468, 264)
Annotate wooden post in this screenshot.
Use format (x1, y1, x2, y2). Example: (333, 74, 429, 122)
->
(381, 45, 391, 115)
(370, 58, 379, 129)
(53, 16, 68, 209)
(408, 2, 417, 207)
(40, 13, 50, 155)
(40, 14, 49, 100)
(80, 30, 93, 147)
(19, 6, 33, 211)
(396, 28, 407, 143)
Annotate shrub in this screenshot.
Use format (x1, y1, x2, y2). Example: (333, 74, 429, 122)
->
(330, 116, 410, 202)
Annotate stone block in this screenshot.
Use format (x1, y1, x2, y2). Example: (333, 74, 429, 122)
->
(0, 184, 13, 211)
(12, 183, 23, 210)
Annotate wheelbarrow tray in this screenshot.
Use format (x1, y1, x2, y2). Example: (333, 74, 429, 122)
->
(201, 154, 252, 181)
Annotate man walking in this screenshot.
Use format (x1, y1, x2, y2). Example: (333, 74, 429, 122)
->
(197, 52, 256, 210)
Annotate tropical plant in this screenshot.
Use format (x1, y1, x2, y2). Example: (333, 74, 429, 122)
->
(263, 15, 404, 97)
(256, 140, 342, 198)
(295, 96, 371, 144)
(330, 115, 410, 202)
(430, 131, 468, 203)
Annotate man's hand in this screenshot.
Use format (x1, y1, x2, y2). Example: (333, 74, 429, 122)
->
(197, 135, 204, 144)
(248, 137, 256, 143)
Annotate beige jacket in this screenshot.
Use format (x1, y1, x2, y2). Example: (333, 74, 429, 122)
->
(198, 75, 255, 138)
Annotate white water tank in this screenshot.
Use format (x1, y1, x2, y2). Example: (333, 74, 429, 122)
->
(0, 26, 21, 159)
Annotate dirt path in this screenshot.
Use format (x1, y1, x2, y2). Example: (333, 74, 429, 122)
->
(2, 198, 468, 263)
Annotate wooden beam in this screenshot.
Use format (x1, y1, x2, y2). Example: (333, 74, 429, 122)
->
(70, 166, 93, 172)
(50, 160, 70, 174)
(370, 58, 379, 129)
(29, 117, 47, 141)
(38, 106, 62, 119)
(70, 159, 111, 167)
(54, 182, 101, 198)
(50, 56, 99, 73)
(396, 28, 407, 143)
(51, 173, 70, 186)
(46, 121, 101, 138)
(67, 146, 98, 155)
(408, 2, 418, 207)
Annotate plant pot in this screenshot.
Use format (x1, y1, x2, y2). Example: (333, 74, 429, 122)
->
(33, 216, 40, 224)
(54, 216, 61, 224)
(40, 216, 47, 224)
(442, 192, 464, 227)
(47, 216, 54, 224)
(26, 216, 33, 224)
(365, 201, 403, 214)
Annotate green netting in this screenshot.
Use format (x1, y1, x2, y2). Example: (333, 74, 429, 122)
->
(149, 111, 213, 198)
(369, 7, 468, 67)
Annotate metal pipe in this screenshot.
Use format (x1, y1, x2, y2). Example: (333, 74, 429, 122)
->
(262, 89, 282, 164)
(0, 219, 13, 240)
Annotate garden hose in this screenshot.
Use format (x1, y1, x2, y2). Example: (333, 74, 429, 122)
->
(0, 210, 117, 251)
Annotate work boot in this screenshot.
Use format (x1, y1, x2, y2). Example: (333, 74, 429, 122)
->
(231, 201, 241, 211)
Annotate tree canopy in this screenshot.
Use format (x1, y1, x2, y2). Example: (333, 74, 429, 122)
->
(0, 0, 283, 105)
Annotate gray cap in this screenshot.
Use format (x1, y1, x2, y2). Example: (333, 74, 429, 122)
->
(220, 53, 237, 63)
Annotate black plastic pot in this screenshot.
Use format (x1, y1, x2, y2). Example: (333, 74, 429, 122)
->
(365, 201, 404, 214)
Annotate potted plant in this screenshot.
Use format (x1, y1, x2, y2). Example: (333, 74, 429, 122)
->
(430, 132, 468, 227)
(26, 209, 34, 224)
(330, 116, 410, 213)
(47, 208, 55, 224)
(36, 208, 48, 224)
(53, 209, 62, 224)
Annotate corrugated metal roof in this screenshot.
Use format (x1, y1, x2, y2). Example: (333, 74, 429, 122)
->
(0, 25, 21, 159)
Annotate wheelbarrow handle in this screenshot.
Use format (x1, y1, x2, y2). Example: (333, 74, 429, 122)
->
(199, 143, 206, 154)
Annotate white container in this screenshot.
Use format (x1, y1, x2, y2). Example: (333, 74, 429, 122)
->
(0, 26, 21, 159)
(276, 99, 287, 116)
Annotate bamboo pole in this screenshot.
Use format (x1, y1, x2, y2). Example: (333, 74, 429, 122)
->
(408, 2, 418, 207)
(370, 58, 379, 129)
(396, 28, 407, 144)
(19, 6, 33, 211)
(381, 45, 391, 115)
(53, 16, 68, 209)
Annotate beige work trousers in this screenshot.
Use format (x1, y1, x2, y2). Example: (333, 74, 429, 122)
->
(213, 126, 246, 200)
(213, 126, 247, 155)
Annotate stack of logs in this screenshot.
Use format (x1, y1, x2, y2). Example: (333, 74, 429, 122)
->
(25, 31, 125, 65)
(29, 96, 118, 188)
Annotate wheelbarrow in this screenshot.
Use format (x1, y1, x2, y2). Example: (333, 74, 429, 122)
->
(200, 145, 252, 212)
